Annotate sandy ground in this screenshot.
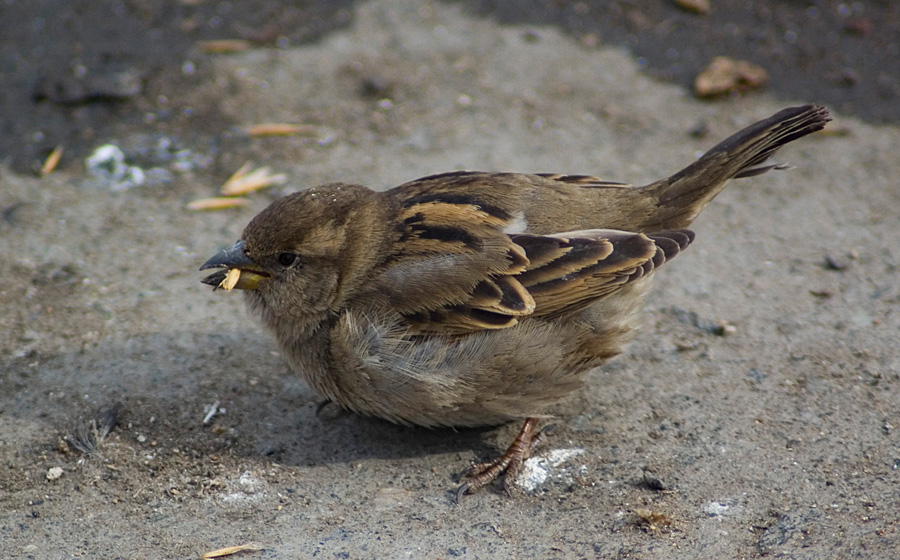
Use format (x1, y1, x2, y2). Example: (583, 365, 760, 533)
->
(2, 1, 899, 558)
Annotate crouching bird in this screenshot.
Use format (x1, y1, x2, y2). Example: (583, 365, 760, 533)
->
(201, 104, 830, 499)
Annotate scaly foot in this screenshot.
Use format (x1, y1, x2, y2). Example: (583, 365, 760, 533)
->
(456, 417, 546, 501)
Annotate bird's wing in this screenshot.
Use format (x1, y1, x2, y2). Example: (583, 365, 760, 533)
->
(511, 229, 694, 319)
(363, 184, 693, 335)
(363, 186, 534, 333)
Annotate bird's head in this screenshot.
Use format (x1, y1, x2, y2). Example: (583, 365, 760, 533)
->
(200, 183, 390, 323)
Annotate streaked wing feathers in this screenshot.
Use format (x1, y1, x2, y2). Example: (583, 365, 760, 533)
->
(397, 227, 693, 334)
(513, 229, 693, 318)
(371, 177, 692, 335)
(366, 189, 533, 330)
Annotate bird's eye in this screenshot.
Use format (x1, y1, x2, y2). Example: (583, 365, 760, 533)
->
(277, 252, 298, 267)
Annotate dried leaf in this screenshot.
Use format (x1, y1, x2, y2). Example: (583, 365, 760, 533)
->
(201, 542, 263, 559)
(675, 0, 710, 15)
(220, 163, 287, 196)
(695, 56, 768, 98)
(635, 508, 673, 530)
(198, 40, 251, 53)
(186, 197, 250, 211)
(41, 146, 64, 177)
(248, 123, 319, 137)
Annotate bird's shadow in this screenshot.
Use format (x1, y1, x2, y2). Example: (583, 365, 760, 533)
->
(3, 329, 501, 468)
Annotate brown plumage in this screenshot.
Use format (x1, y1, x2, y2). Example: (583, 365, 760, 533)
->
(201, 104, 830, 496)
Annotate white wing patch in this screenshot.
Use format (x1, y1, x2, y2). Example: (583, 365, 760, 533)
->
(503, 211, 528, 235)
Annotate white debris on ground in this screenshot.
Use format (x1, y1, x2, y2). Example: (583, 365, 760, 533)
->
(516, 448, 586, 492)
(85, 144, 146, 190)
(84, 137, 209, 190)
(46, 466, 64, 481)
(704, 500, 737, 519)
(220, 470, 267, 504)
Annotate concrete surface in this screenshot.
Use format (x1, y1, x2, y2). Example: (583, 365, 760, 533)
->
(1, 1, 898, 558)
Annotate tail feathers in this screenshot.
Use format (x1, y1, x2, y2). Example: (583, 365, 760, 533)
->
(644, 104, 830, 230)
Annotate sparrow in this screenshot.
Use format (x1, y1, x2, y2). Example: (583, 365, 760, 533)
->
(201, 104, 830, 498)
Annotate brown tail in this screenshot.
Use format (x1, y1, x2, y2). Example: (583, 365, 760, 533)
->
(641, 104, 831, 230)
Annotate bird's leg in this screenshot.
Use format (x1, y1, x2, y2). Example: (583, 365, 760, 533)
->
(456, 417, 544, 500)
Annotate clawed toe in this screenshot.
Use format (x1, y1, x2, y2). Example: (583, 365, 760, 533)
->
(454, 417, 545, 501)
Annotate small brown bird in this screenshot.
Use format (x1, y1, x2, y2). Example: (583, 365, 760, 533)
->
(201, 105, 830, 497)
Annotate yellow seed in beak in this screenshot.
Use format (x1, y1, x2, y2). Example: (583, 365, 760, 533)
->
(219, 268, 242, 291)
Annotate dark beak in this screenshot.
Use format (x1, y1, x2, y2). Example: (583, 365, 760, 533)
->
(200, 240, 255, 271)
(200, 240, 268, 290)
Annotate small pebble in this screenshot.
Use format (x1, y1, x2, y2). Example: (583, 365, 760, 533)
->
(824, 255, 850, 271)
